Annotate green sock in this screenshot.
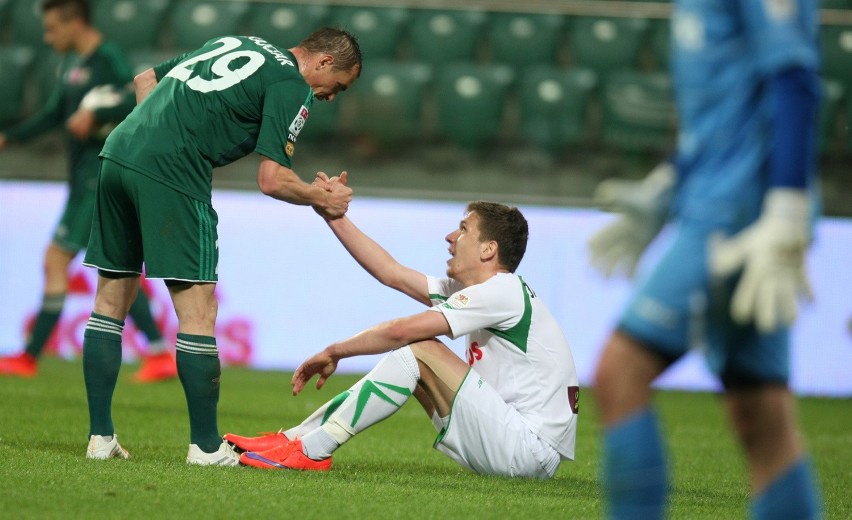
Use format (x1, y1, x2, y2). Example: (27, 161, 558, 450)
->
(176, 333, 221, 453)
(82, 313, 124, 437)
(24, 293, 65, 358)
(127, 290, 163, 344)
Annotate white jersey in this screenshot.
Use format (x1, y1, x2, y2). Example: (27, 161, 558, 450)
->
(427, 272, 579, 460)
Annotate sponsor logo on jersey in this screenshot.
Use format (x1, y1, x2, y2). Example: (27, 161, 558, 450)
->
(288, 106, 309, 138)
(285, 141, 295, 157)
(247, 36, 294, 67)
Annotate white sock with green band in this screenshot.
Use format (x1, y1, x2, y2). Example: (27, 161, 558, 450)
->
(285, 375, 370, 439)
(301, 346, 420, 460)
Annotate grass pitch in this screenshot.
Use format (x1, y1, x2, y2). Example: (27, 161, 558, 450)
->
(0, 358, 848, 519)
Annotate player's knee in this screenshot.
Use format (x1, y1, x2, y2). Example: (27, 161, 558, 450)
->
(725, 386, 790, 448)
(408, 339, 449, 360)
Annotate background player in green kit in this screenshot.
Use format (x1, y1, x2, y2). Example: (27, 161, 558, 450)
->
(81, 28, 361, 465)
(0, 0, 174, 383)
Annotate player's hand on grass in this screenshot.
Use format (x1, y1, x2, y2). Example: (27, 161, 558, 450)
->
(588, 162, 675, 278)
(710, 188, 813, 333)
(292, 348, 339, 395)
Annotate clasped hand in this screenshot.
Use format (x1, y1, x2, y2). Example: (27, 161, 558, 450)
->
(313, 171, 352, 219)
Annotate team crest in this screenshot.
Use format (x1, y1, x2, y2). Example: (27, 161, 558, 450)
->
(67, 66, 92, 86)
(285, 141, 295, 157)
(446, 293, 470, 309)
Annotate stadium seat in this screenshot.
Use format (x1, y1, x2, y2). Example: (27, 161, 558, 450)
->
(818, 79, 846, 154)
(296, 97, 340, 142)
(601, 70, 676, 153)
(244, 3, 330, 48)
(434, 63, 514, 149)
(821, 24, 852, 87)
(349, 60, 432, 144)
(93, 0, 170, 52)
(0, 45, 35, 125)
(487, 12, 566, 69)
(408, 8, 487, 65)
(35, 49, 64, 106)
(10, 0, 46, 48)
(848, 97, 852, 153)
(568, 16, 649, 78)
(518, 65, 598, 152)
(648, 18, 670, 71)
(168, 0, 250, 51)
(329, 6, 409, 61)
(128, 49, 182, 76)
(0, 0, 13, 31)
(819, 79, 844, 153)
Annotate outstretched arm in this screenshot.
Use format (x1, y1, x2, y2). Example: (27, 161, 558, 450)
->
(291, 310, 450, 394)
(325, 215, 431, 305)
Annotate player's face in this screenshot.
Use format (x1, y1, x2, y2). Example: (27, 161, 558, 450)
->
(42, 9, 78, 53)
(445, 211, 483, 281)
(307, 59, 359, 102)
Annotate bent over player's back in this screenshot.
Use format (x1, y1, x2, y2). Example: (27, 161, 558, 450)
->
(101, 35, 313, 203)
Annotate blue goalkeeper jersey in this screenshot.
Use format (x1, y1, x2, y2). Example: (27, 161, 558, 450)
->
(670, 0, 820, 224)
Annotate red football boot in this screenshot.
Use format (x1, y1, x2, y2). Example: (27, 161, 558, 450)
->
(0, 352, 37, 377)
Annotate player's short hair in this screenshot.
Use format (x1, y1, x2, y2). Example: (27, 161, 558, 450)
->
(298, 27, 362, 76)
(467, 201, 528, 273)
(42, 0, 90, 23)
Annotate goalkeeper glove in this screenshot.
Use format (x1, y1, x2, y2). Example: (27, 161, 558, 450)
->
(588, 162, 675, 278)
(709, 188, 812, 333)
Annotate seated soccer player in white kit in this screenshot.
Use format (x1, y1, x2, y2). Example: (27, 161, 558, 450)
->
(226, 199, 579, 477)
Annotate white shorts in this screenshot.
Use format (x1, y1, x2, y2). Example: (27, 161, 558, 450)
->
(433, 369, 561, 479)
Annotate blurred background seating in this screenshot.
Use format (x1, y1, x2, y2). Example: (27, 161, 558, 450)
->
(0, 0, 849, 216)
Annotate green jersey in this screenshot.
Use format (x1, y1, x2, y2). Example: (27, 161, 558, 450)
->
(101, 36, 315, 203)
(4, 42, 134, 194)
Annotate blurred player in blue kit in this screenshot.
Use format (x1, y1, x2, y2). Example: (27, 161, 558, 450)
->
(0, 0, 175, 383)
(588, 1, 824, 518)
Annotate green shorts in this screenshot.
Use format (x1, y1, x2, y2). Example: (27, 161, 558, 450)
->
(84, 158, 219, 282)
(52, 186, 96, 253)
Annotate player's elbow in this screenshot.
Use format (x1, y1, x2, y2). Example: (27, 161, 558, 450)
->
(256, 170, 275, 196)
(257, 168, 284, 197)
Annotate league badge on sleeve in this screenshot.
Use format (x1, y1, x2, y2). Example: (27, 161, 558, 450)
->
(287, 105, 309, 141)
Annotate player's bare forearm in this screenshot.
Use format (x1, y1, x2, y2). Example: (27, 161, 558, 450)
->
(326, 216, 431, 305)
(329, 311, 451, 360)
(256, 157, 344, 209)
(293, 308, 450, 394)
(134, 68, 158, 104)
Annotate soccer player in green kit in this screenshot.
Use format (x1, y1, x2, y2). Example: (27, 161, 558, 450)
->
(0, 0, 175, 383)
(81, 28, 361, 465)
